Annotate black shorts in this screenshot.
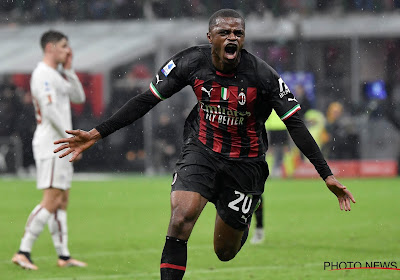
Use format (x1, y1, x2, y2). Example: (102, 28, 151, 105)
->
(171, 141, 269, 230)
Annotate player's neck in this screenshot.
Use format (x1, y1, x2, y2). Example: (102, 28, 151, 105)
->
(42, 56, 58, 70)
(211, 54, 241, 74)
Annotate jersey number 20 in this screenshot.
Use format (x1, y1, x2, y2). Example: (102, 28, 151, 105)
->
(228, 191, 253, 214)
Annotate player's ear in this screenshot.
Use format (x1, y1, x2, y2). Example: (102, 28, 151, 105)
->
(44, 42, 54, 53)
(207, 32, 212, 44)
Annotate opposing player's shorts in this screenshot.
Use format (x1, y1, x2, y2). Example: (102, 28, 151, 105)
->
(171, 141, 269, 230)
(35, 156, 73, 190)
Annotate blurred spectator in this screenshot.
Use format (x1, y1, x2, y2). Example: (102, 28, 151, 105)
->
(57, 0, 81, 21)
(304, 109, 326, 148)
(14, 90, 36, 170)
(281, 0, 302, 15)
(385, 84, 400, 130)
(0, 76, 36, 173)
(0, 77, 19, 137)
(394, 0, 400, 9)
(324, 46, 344, 78)
(323, 102, 359, 159)
(102, 63, 152, 171)
(316, 0, 335, 12)
(246, 0, 269, 18)
(112, 0, 143, 19)
(385, 83, 400, 174)
(0, 0, 16, 13)
(267, 45, 290, 73)
(144, 0, 171, 19)
(154, 113, 179, 173)
(180, 0, 206, 17)
(347, 0, 383, 12)
(88, 0, 112, 20)
(293, 84, 312, 119)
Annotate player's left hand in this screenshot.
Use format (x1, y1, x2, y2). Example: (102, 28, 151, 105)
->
(324, 175, 356, 211)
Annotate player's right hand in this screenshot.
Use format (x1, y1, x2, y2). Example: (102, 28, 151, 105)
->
(324, 175, 356, 211)
(53, 129, 101, 162)
(63, 48, 73, 69)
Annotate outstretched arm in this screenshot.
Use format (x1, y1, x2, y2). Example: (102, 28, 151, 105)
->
(54, 89, 160, 161)
(284, 112, 356, 211)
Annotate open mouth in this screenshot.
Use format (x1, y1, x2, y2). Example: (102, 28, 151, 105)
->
(224, 44, 238, 60)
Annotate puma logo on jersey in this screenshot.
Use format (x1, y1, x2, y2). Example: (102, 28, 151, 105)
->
(241, 215, 248, 222)
(288, 97, 298, 102)
(201, 86, 213, 97)
(156, 74, 163, 85)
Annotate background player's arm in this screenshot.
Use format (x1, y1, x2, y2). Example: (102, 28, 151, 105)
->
(63, 69, 85, 104)
(62, 49, 85, 104)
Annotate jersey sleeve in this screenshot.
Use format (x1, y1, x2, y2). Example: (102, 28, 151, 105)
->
(33, 75, 57, 106)
(258, 62, 301, 121)
(149, 48, 194, 100)
(63, 69, 86, 104)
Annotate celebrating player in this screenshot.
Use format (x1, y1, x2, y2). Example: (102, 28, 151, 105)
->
(54, 9, 355, 279)
(12, 30, 87, 270)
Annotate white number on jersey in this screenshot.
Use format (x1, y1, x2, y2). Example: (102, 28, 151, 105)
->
(228, 190, 253, 214)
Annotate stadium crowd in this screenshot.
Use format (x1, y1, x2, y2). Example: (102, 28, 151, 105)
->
(1, 0, 400, 24)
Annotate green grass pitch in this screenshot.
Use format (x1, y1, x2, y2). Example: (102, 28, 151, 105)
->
(1, 175, 399, 280)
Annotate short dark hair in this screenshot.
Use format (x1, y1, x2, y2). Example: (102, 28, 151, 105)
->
(40, 30, 68, 50)
(208, 9, 245, 31)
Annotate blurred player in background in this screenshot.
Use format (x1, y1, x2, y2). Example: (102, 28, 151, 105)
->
(251, 110, 290, 245)
(250, 196, 265, 244)
(54, 9, 355, 279)
(12, 30, 87, 270)
(264, 110, 290, 177)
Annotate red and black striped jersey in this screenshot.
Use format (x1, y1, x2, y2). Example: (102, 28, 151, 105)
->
(150, 45, 301, 159)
